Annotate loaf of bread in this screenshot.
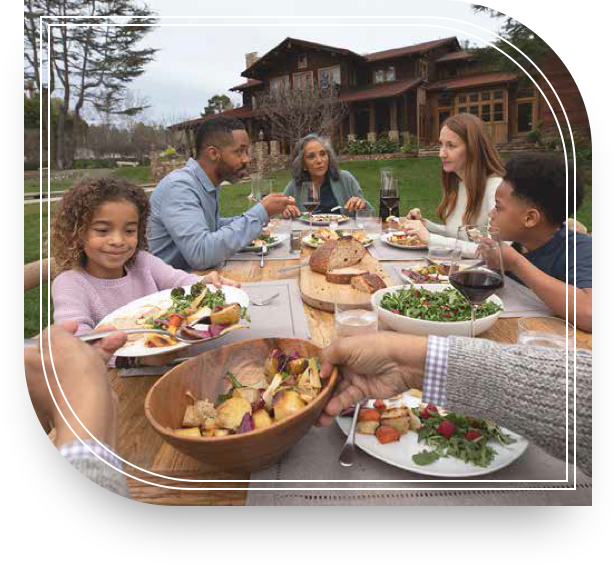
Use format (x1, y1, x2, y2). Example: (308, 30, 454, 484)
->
(350, 273, 387, 294)
(309, 237, 367, 275)
(325, 266, 368, 284)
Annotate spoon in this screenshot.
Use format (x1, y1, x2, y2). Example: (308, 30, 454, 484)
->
(23, 326, 245, 348)
(339, 401, 365, 467)
(251, 292, 280, 307)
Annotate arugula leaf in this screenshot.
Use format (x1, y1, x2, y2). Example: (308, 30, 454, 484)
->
(412, 450, 441, 466)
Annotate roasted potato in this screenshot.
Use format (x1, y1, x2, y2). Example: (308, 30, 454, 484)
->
(273, 390, 306, 421)
(252, 408, 273, 430)
(232, 387, 261, 405)
(210, 303, 241, 325)
(215, 396, 252, 430)
(287, 358, 308, 375)
(213, 429, 230, 437)
(381, 416, 410, 436)
(172, 427, 201, 437)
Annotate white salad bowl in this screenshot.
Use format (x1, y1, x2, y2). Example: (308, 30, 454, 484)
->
(371, 283, 503, 338)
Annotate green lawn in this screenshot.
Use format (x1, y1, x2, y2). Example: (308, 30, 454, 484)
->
(24, 166, 151, 193)
(23, 156, 592, 337)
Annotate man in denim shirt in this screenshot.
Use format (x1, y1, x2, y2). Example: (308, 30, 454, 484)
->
(148, 116, 294, 270)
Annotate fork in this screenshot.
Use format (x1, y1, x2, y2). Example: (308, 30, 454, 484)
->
(251, 292, 280, 307)
(339, 401, 365, 467)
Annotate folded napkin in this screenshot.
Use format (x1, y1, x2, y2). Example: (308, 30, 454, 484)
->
(117, 280, 311, 377)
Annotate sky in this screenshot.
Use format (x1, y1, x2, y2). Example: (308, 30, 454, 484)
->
(125, 0, 506, 125)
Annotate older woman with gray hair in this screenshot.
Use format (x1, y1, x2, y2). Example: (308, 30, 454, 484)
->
(282, 133, 372, 218)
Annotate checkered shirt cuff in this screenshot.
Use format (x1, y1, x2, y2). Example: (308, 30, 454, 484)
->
(59, 440, 124, 472)
(422, 336, 449, 406)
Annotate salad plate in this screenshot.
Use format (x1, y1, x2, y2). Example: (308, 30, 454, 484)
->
(336, 392, 528, 478)
(241, 234, 287, 252)
(381, 232, 428, 250)
(298, 214, 349, 226)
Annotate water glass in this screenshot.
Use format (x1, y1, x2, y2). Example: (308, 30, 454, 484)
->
(518, 317, 575, 348)
(428, 246, 461, 271)
(334, 302, 378, 338)
(356, 208, 381, 238)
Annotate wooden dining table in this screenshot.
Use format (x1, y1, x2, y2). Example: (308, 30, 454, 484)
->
(109, 246, 592, 506)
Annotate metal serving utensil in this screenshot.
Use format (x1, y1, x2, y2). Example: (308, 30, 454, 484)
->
(251, 292, 280, 307)
(339, 401, 365, 467)
(259, 243, 268, 268)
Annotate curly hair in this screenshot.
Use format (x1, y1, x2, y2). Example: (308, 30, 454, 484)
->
(50, 177, 150, 273)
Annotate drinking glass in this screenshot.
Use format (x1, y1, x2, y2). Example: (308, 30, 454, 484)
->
(248, 175, 262, 203)
(381, 178, 400, 232)
(261, 178, 273, 197)
(449, 225, 504, 338)
(356, 208, 381, 240)
(428, 245, 461, 275)
(334, 301, 378, 338)
(300, 181, 320, 232)
(269, 216, 291, 247)
(518, 317, 574, 348)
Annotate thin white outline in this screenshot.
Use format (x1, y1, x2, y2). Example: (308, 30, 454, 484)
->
(35, 14, 581, 492)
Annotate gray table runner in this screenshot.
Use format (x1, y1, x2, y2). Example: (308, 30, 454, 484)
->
(118, 280, 311, 377)
(246, 425, 591, 506)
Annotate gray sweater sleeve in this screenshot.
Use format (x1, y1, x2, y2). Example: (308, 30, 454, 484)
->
(445, 336, 592, 476)
(67, 457, 131, 498)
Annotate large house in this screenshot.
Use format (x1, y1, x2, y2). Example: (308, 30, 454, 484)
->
(170, 36, 589, 155)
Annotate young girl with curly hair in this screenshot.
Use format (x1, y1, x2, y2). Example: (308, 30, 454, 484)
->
(51, 177, 237, 335)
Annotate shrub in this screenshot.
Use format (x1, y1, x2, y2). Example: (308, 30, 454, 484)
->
(347, 138, 374, 155)
(373, 136, 400, 154)
(73, 158, 118, 169)
(400, 134, 419, 153)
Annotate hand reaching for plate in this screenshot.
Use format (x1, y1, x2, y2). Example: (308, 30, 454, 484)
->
(406, 208, 423, 221)
(201, 271, 240, 288)
(344, 196, 367, 211)
(404, 221, 430, 245)
(316, 333, 428, 427)
(282, 204, 301, 219)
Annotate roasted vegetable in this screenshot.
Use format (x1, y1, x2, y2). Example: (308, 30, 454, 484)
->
(273, 390, 306, 421)
(253, 408, 273, 430)
(308, 358, 321, 389)
(287, 358, 308, 375)
(232, 387, 261, 405)
(262, 373, 283, 410)
(237, 413, 255, 434)
(375, 425, 401, 444)
(215, 396, 252, 430)
(213, 429, 230, 437)
(210, 303, 241, 325)
(172, 427, 201, 437)
(264, 350, 281, 380)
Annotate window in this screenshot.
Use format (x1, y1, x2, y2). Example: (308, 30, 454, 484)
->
(493, 103, 504, 122)
(481, 104, 491, 122)
(517, 89, 534, 99)
(459, 106, 467, 113)
(374, 69, 385, 83)
(270, 75, 290, 92)
(494, 90, 503, 100)
(469, 93, 479, 103)
(469, 106, 479, 116)
(374, 66, 396, 83)
(298, 53, 308, 69)
(458, 89, 506, 123)
(319, 66, 341, 88)
(438, 110, 450, 127)
(293, 71, 313, 89)
(437, 94, 453, 107)
(517, 102, 533, 132)
(481, 91, 491, 101)
(458, 94, 467, 104)
(386, 66, 396, 81)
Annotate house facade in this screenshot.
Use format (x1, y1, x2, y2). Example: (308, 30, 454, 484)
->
(170, 37, 589, 154)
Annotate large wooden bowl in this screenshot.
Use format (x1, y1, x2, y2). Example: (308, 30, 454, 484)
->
(144, 338, 338, 472)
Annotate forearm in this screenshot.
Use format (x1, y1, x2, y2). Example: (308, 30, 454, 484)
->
(510, 256, 592, 331)
(389, 334, 428, 391)
(445, 336, 592, 476)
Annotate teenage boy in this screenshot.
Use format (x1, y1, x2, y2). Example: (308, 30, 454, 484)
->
(488, 152, 592, 332)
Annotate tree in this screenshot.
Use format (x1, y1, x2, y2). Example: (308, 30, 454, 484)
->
(201, 94, 234, 117)
(471, 5, 552, 78)
(256, 85, 348, 148)
(24, 0, 158, 169)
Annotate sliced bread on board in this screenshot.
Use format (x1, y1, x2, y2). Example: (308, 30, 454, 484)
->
(325, 266, 369, 284)
(351, 273, 387, 294)
(309, 237, 367, 275)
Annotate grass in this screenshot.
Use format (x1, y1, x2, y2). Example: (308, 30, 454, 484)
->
(24, 166, 152, 193)
(23, 156, 592, 337)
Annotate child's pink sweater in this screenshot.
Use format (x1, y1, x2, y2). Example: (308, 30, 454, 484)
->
(51, 251, 201, 335)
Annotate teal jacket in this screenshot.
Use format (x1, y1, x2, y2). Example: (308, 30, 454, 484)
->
(283, 170, 374, 213)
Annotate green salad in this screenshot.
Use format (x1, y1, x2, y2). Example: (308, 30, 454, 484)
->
(380, 285, 502, 322)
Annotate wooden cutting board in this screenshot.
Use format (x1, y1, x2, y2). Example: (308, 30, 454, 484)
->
(299, 252, 394, 312)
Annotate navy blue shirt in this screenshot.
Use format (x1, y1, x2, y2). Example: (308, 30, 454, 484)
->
(512, 226, 592, 289)
(314, 178, 338, 214)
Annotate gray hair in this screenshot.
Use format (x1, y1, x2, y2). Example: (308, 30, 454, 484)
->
(290, 133, 341, 186)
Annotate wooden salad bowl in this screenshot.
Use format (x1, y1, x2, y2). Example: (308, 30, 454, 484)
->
(144, 338, 338, 472)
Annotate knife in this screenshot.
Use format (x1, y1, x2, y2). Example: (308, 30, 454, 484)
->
(278, 261, 309, 273)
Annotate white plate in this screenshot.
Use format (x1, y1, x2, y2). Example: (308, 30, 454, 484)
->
(336, 393, 528, 477)
(302, 234, 375, 248)
(380, 232, 428, 251)
(371, 283, 503, 337)
(398, 266, 450, 284)
(242, 234, 287, 252)
(299, 214, 349, 226)
(98, 284, 250, 357)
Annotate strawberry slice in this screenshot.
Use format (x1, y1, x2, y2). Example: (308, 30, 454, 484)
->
(437, 420, 456, 439)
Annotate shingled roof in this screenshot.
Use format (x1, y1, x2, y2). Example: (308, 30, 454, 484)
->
(365, 37, 459, 62)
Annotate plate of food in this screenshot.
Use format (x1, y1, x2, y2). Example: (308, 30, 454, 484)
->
(381, 231, 428, 250)
(242, 232, 287, 252)
(298, 213, 349, 226)
(336, 392, 528, 477)
(400, 263, 451, 284)
(98, 282, 250, 357)
(303, 227, 375, 248)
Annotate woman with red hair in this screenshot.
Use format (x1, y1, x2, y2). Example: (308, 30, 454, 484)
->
(406, 113, 505, 256)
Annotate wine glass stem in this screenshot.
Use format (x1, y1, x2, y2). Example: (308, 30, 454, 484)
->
(470, 304, 478, 338)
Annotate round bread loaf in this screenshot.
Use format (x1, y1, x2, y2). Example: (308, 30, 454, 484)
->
(309, 237, 367, 274)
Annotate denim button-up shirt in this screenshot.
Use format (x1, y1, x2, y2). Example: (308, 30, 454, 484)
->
(147, 158, 269, 270)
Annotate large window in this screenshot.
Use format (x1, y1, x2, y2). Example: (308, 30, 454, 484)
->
(293, 71, 313, 89)
(318, 66, 341, 88)
(270, 75, 290, 92)
(374, 66, 396, 83)
(456, 89, 506, 123)
(298, 53, 308, 69)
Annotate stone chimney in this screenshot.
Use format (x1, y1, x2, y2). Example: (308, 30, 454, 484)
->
(245, 52, 260, 69)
